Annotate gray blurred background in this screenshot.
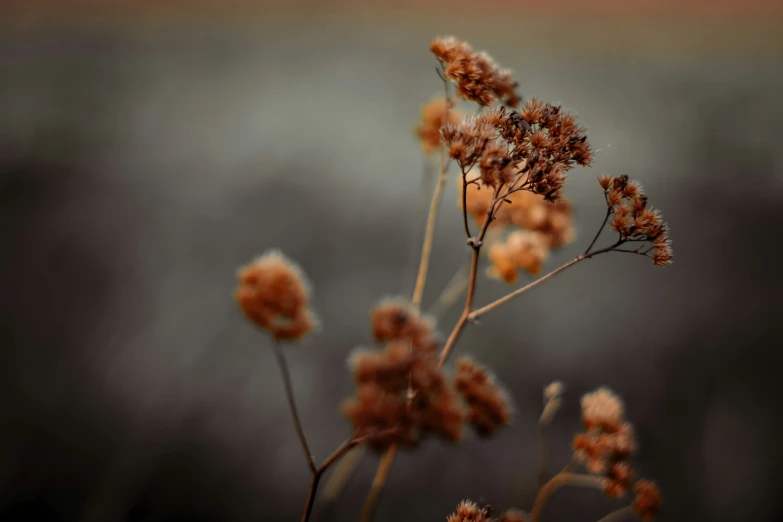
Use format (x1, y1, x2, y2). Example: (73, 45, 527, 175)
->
(1, 1, 782, 521)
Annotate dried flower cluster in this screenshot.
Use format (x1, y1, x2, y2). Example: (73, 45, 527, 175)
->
(446, 500, 528, 522)
(573, 388, 660, 518)
(454, 356, 513, 436)
(234, 35, 671, 522)
(446, 500, 494, 522)
(370, 298, 439, 352)
(443, 101, 592, 202)
(430, 37, 519, 107)
(445, 386, 661, 522)
(342, 300, 512, 450)
(633, 479, 663, 521)
(463, 178, 574, 244)
(416, 98, 462, 153)
(342, 340, 464, 450)
(487, 231, 549, 282)
(447, 501, 525, 522)
(235, 250, 316, 341)
(599, 174, 673, 267)
(574, 388, 636, 494)
(461, 176, 574, 283)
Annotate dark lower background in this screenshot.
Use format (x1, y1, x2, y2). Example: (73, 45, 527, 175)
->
(1, 2, 782, 521)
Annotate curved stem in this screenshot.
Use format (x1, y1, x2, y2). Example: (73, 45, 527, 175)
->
(360, 445, 398, 522)
(301, 433, 380, 522)
(323, 445, 366, 501)
(530, 472, 604, 522)
(584, 208, 612, 255)
(272, 342, 317, 474)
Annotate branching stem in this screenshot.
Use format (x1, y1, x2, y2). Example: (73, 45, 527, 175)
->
(530, 472, 604, 522)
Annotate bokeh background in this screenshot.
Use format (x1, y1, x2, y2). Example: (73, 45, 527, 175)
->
(2, 1, 782, 521)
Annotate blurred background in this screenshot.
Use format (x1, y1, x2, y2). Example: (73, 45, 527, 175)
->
(1, 1, 782, 521)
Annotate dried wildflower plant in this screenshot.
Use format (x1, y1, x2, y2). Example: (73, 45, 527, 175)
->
(234, 36, 671, 522)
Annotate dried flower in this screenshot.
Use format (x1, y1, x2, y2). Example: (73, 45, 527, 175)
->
(370, 297, 438, 352)
(430, 37, 519, 107)
(633, 480, 662, 520)
(603, 461, 635, 497)
(447, 500, 494, 522)
(235, 250, 316, 341)
(487, 230, 549, 283)
(602, 175, 673, 267)
(581, 387, 624, 432)
(454, 356, 513, 436)
(343, 341, 464, 451)
(416, 98, 461, 153)
(574, 387, 640, 500)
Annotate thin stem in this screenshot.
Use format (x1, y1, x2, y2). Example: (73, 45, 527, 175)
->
(596, 506, 635, 522)
(412, 136, 449, 307)
(584, 207, 612, 255)
(427, 265, 470, 319)
(530, 472, 604, 522)
(469, 256, 582, 321)
(360, 445, 397, 522)
(363, 67, 453, 521)
(537, 422, 549, 489)
(323, 445, 366, 501)
(272, 342, 317, 474)
(468, 241, 622, 321)
(301, 473, 322, 522)
(302, 431, 393, 522)
(461, 169, 472, 240)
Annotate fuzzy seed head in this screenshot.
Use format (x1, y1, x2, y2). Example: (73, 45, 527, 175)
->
(454, 356, 513, 436)
(235, 250, 316, 342)
(633, 480, 662, 520)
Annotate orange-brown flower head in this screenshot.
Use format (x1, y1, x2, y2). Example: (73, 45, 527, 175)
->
(446, 500, 494, 522)
(487, 230, 549, 283)
(581, 387, 625, 432)
(633, 480, 662, 520)
(235, 250, 316, 342)
(430, 37, 520, 107)
(602, 175, 672, 267)
(454, 356, 513, 436)
(603, 461, 635, 498)
(343, 340, 464, 451)
(416, 98, 461, 153)
(370, 297, 438, 352)
(461, 176, 574, 248)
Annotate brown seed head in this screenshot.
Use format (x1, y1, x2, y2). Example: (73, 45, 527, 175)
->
(416, 98, 462, 153)
(430, 36, 519, 107)
(581, 387, 625, 431)
(235, 250, 316, 342)
(454, 356, 513, 436)
(601, 175, 673, 267)
(633, 480, 662, 520)
(603, 461, 635, 498)
(487, 230, 549, 283)
(370, 297, 437, 352)
(447, 500, 494, 522)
